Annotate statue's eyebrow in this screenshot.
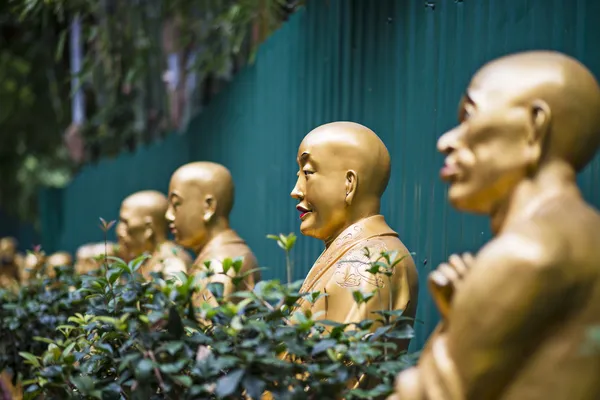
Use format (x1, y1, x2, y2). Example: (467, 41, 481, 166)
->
(297, 151, 310, 165)
(464, 90, 475, 105)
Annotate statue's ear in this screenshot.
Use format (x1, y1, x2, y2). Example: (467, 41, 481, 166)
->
(203, 195, 216, 223)
(345, 170, 358, 206)
(528, 99, 551, 166)
(143, 216, 154, 241)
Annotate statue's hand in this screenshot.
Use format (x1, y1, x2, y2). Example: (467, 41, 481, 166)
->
(428, 253, 474, 321)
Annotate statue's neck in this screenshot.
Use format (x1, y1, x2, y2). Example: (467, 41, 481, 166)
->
(323, 214, 387, 249)
(490, 162, 579, 235)
(324, 200, 381, 248)
(324, 217, 363, 249)
(148, 233, 167, 254)
(194, 218, 231, 255)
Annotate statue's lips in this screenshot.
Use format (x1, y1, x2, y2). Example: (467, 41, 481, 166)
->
(169, 224, 177, 235)
(440, 163, 461, 182)
(296, 205, 312, 220)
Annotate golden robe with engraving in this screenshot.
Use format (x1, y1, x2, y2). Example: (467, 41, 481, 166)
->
(297, 215, 418, 343)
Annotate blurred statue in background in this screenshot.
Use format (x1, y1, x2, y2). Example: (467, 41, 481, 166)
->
(117, 190, 191, 280)
(166, 162, 260, 306)
(74, 242, 118, 275)
(391, 51, 600, 400)
(21, 251, 42, 282)
(74, 243, 95, 275)
(0, 237, 22, 288)
(45, 251, 74, 279)
(291, 122, 419, 342)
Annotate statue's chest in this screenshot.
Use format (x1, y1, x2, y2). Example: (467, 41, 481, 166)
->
(300, 265, 359, 323)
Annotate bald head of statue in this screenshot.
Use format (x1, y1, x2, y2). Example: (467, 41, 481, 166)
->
(437, 51, 600, 214)
(45, 251, 73, 278)
(166, 162, 235, 252)
(0, 237, 17, 256)
(291, 121, 392, 244)
(116, 190, 169, 261)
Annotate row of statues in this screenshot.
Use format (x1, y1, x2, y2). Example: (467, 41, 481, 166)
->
(0, 237, 117, 285)
(2, 50, 600, 398)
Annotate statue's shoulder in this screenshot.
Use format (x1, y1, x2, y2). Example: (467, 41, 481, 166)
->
(477, 224, 566, 277)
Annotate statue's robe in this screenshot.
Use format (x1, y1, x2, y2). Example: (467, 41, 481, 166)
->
(390, 198, 600, 400)
(192, 229, 260, 306)
(297, 215, 419, 345)
(0, 254, 21, 289)
(139, 241, 191, 280)
(260, 215, 419, 400)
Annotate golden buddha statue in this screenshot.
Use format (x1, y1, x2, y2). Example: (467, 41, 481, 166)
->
(21, 251, 42, 282)
(290, 122, 419, 336)
(166, 162, 260, 304)
(45, 251, 73, 279)
(75, 242, 118, 275)
(116, 190, 191, 280)
(390, 51, 600, 400)
(74, 243, 94, 275)
(0, 237, 22, 288)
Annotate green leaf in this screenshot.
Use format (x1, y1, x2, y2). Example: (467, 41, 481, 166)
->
(167, 306, 185, 338)
(388, 324, 415, 340)
(352, 290, 364, 304)
(284, 233, 297, 251)
(135, 359, 154, 380)
(61, 342, 77, 359)
(242, 375, 266, 399)
(54, 30, 67, 62)
(232, 257, 244, 274)
(172, 271, 188, 284)
(207, 282, 224, 299)
(118, 353, 142, 373)
(216, 369, 244, 397)
(106, 267, 122, 284)
(158, 359, 187, 374)
(33, 336, 55, 345)
(311, 339, 337, 356)
(71, 375, 94, 395)
(160, 341, 184, 356)
(173, 375, 192, 388)
(19, 352, 41, 368)
(130, 255, 151, 272)
(222, 258, 233, 274)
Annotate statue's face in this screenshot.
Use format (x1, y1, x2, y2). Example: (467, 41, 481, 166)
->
(47, 253, 72, 269)
(116, 204, 148, 261)
(0, 238, 16, 256)
(437, 73, 537, 214)
(46, 253, 71, 279)
(291, 137, 350, 243)
(166, 175, 208, 253)
(24, 253, 39, 270)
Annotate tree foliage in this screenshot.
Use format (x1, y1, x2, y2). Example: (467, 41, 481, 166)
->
(0, 0, 72, 221)
(1, 0, 302, 222)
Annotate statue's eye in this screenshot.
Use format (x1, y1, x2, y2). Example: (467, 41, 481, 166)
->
(303, 170, 314, 176)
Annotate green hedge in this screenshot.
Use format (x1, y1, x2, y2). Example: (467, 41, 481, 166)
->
(0, 236, 418, 399)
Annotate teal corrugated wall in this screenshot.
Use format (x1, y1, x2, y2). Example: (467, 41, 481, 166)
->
(40, 0, 600, 350)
